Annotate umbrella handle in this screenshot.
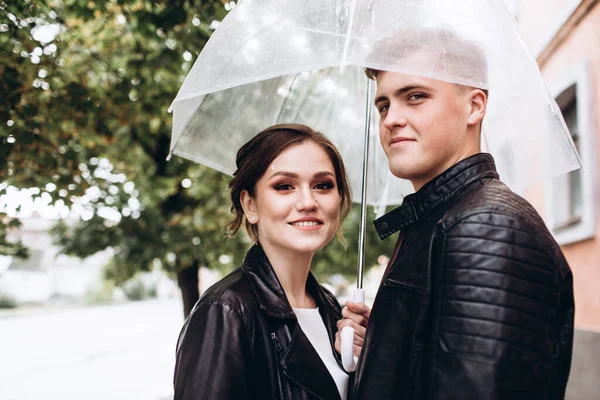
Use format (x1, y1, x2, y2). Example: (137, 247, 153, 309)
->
(341, 288, 365, 372)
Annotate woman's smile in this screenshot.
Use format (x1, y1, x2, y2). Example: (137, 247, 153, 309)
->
(289, 218, 324, 230)
(244, 141, 341, 255)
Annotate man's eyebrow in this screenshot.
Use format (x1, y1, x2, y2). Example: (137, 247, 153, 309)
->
(374, 85, 431, 104)
(374, 94, 388, 104)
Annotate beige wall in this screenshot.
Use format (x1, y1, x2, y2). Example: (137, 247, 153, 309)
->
(519, 3, 600, 329)
(517, 0, 584, 55)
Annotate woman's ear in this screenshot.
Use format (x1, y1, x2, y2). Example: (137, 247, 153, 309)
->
(240, 189, 258, 224)
(467, 89, 487, 126)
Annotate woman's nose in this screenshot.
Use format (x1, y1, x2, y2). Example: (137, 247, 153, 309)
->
(296, 188, 318, 211)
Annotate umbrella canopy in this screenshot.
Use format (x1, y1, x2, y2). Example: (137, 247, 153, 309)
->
(171, 65, 407, 206)
(169, 0, 581, 207)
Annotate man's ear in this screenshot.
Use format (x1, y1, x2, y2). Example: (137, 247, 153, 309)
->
(467, 89, 487, 127)
(240, 189, 258, 224)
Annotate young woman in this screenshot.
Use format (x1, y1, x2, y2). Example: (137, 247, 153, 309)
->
(173, 124, 359, 400)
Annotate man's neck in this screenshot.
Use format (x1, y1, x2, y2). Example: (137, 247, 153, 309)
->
(411, 148, 481, 192)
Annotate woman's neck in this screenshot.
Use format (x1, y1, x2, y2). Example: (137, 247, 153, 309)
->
(260, 242, 316, 309)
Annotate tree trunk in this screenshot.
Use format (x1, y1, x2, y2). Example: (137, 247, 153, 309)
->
(176, 261, 200, 318)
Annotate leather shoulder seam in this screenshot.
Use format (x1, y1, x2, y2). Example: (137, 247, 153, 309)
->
(196, 299, 244, 319)
(442, 209, 537, 235)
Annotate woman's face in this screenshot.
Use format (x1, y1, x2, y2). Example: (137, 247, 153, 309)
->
(242, 141, 342, 255)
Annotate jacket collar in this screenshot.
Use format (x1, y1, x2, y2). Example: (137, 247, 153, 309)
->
(241, 244, 337, 318)
(244, 245, 344, 400)
(374, 153, 499, 239)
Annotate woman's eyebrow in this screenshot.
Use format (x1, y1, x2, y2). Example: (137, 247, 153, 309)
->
(268, 171, 335, 179)
(268, 171, 298, 179)
(313, 171, 335, 178)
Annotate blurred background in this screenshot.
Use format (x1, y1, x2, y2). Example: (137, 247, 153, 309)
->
(0, 0, 598, 399)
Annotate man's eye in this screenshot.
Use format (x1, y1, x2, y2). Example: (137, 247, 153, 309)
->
(408, 93, 426, 101)
(378, 104, 389, 113)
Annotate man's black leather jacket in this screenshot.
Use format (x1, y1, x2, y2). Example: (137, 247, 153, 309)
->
(351, 153, 574, 400)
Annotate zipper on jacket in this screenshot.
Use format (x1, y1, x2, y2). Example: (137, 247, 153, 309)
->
(270, 332, 287, 400)
(405, 341, 423, 399)
(271, 332, 282, 352)
(383, 278, 424, 293)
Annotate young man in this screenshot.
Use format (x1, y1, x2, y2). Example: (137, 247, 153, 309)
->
(337, 29, 575, 399)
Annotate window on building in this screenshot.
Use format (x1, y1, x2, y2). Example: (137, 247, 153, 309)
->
(545, 61, 595, 245)
(552, 93, 583, 231)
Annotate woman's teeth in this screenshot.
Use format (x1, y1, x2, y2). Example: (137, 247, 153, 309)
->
(292, 221, 320, 227)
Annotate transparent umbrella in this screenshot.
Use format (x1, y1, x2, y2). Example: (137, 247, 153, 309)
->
(168, 0, 581, 371)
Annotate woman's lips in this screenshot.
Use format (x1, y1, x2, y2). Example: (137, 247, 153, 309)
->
(288, 219, 324, 230)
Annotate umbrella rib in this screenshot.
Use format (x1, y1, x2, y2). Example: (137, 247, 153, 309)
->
(296, 26, 366, 42)
(170, 94, 210, 156)
(274, 74, 301, 125)
(340, 0, 358, 69)
(289, 77, 323, 122)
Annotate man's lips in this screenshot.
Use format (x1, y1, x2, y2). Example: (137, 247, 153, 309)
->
(390, 136, 415, 144)
(389, 137, 416, 147)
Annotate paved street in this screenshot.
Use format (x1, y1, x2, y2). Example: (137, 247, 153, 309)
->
(0, 299, 184, 400)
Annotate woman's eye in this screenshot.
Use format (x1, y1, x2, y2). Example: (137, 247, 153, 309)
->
(378, 104, 389, 113)
(314, 182, 335, 190)
(275, 184, 294, 191)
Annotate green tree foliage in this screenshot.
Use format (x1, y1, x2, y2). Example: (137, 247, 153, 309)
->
(0, 218, 28, 258)
(1, 0, 395, 315)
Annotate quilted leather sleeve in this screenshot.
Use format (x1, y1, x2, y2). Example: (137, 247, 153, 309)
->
(174, 301, 252, 400)
(430, 211, 562, 400)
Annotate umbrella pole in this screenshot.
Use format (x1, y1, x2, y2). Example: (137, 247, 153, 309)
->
(342, 78, 374, 373)
(357, 78, 374, 290)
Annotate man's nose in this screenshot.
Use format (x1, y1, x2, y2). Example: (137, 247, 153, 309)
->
(382, 105, 408, 131)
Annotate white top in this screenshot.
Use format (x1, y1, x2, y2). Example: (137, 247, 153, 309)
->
(293, 307, 348, 399)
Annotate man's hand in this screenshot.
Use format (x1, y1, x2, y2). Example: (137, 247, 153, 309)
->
(335, 301, 371, 357)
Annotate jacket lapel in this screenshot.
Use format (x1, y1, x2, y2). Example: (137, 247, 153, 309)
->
(243, 244, 345, 399)
(282, 322, 342, 400)
(242, 245, 296, 318)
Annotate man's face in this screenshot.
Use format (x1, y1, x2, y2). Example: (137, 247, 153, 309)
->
(374, 71, 479, 190)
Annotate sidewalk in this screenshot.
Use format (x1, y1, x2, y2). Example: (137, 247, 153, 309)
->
(0, 298, 183, 400)
(0, 298, 162, 319)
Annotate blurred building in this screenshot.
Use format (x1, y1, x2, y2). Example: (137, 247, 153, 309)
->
(0, 216, 111, 305)
(514, 0, 600, 398)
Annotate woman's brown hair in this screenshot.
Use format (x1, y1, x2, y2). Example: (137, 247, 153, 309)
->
(227, 123, 352, 244)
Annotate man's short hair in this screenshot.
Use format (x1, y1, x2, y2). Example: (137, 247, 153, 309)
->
(364, 27, 489, 97)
